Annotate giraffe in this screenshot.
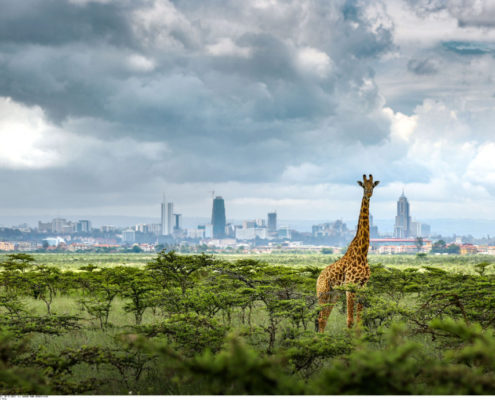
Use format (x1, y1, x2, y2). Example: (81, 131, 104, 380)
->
(316, 174, 379, 332)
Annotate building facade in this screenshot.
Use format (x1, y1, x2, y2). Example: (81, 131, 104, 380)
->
(394, 192, 411, 238)
(211, 196, 226, 238)
(267, 212, 277, 233)
(410, 221, 431, 238)
(160, 195, 174, 236)
(122, 229, 136, 243)
(76, 220, 91, 233)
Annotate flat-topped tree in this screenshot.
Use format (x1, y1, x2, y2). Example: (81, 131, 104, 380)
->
(316, 174, 379, 331)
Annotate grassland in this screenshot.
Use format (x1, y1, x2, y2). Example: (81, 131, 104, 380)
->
(3, 251, 495, 274)
(2, 251, 495, 394)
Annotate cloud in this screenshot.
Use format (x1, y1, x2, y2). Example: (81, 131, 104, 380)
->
(0, 0, 136, 47)
(447, 0, 495, 28)
(442, 41, 495, 56)
(0, 97, 63, 169)
(126, 54, 155, 72)
(207, 38, 251, 57)
(296, 47, 332, 78)
(407, 58, 439, 74)
(1, 0, 495, 224)
(465, 142, 495, 192)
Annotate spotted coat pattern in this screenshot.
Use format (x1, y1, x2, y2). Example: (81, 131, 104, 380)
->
(316, 175, 379, 332)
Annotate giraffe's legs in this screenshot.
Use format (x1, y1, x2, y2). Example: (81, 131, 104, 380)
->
(317, 290, 339, 333)
(356, 301, 363, 326)
(346, 291, 355, 328)
(317, 292, 331, 333)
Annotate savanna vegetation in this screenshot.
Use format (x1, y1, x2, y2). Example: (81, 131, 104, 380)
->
(1, 251, 495, 394)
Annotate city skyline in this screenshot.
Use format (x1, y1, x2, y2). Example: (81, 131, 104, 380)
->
(1, 1, 495, 225)
(3, 188, 493, 238)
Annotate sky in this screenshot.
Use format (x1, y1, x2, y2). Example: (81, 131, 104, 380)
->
(1, 0, 495, 229)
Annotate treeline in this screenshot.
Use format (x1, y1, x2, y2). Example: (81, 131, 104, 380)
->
(1, 252, 495, 394)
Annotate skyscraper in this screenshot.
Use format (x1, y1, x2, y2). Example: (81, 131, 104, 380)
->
(370, 214, 379, 238)
(211, 196, 226, 238)
(76, 220, 91, 233)
(161, 195, 174, 235)
(394, 191, 411, 238)
(173, 213, 182, 232)
(267, 212, 277, 233)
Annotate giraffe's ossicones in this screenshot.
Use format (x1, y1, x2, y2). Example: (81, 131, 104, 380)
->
(316, 174, 379, 332)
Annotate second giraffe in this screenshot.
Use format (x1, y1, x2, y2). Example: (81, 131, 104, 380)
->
(316, 174, 379, 332)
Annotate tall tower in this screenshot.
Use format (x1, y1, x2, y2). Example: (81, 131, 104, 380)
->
(394, 191, 411, 238)
(211, 196, 226, 238)
(161, 195, 174, 235)
(267, 211, 277, 233)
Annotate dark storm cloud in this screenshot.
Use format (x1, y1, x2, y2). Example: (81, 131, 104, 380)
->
(405, 0, 495, 29)
(441, 41, 495, 56)
(404, 0, 447, 15)
(0, 0, 138, 47)
(407, 58, 438, 75)
(0, 0, 396, 192)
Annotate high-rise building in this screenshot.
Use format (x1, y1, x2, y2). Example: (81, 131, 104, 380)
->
(160, 195, 174, 235)
(242, 220, 256, 229)
(173, 213, 182, 233)
(122, 229, 136, 243)
(101, 225, 116, 232)
(267, 212, 277, 233)
(211, 196, 226, 238)
(394, 191, 411, 238)
(38, 221, 52, 233)
(421, 223, 431, 237)
(76, 220, 91, 233)
(51, 218, 67, 233)
(410, 221, 431, 238)
(370, 214, 379, 238)
(147, 223, 162, 236)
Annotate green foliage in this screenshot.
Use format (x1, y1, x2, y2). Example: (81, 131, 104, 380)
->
(146, 251, 214, 294)
(113, 266, 156, 325)
(0, 329, 49, 394)
(139, 313, 228, 356)
(432, 240, 447, 253)
(3, 252, 495, 394)
(447, 244, 461, 254)
(76, 267, 121, 329)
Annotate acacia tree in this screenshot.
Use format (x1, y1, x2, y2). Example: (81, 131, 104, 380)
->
(415, 237, 423, 252)
(146, 251, 214, 295)
(23, 266, 62, 315)
(77, 267, 121, 329)
(0, 254, 38, 318)
(113, 267, 157, 325)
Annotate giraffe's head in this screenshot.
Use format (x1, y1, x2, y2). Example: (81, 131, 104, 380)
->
(357, 174, 379, 199)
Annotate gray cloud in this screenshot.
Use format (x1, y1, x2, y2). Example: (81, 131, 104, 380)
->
(405, 0, 495, 28)
(0, 0, 138, 47)
(0, 0, 397, 189)
(441, 41, 495, 56)
(407, 58, 438, 75)
(7, 0, 495, 221)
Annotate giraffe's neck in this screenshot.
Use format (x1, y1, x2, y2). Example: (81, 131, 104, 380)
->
(349, 196, 370, 255)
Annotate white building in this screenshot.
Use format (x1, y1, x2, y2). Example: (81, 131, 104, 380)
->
(147, 223, 162, 236)
(187, 224, 213, 239)
(43, 237, 66, 247)
(235, 227, 268, 240)
(410, 221, 431, 238)
(161, 195, 174, 235)
(122, 229, 136, 243)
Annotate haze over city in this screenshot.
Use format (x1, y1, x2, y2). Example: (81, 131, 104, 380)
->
(1, 0, 495, 236)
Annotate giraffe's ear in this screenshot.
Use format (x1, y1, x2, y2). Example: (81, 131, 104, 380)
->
(373, 181, 380, 187)
(357, 181, 364, 187)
